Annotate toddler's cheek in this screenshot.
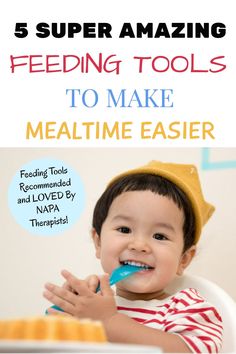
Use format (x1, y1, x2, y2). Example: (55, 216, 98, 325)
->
(100, 256, 117, 274)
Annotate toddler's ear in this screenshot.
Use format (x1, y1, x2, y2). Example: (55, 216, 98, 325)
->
(91, 228, 101, 259)
(177, 246, 196, 276)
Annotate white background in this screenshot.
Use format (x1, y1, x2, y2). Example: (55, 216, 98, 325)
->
(0, 0, 235, 146)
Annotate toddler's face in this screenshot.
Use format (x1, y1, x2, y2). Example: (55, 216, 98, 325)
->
(93, 190, 193, 300)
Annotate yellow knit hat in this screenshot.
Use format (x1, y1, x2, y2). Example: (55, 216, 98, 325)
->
(108, 161, 215, 244)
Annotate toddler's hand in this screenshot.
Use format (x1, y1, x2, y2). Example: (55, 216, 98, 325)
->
(45, 272, 100, 315)
(62, 273, 100, 294)
(85, 273, 100, 293)
(43, 270, 117, 322)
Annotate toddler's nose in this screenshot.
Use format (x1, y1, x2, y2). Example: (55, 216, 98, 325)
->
(127, 236, 151, 253)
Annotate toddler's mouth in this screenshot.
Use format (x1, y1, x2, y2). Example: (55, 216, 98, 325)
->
(120, 260, 154, 270)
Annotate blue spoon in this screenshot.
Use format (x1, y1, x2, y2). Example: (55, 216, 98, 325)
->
(96, 264, 145, 292)
(45, 264, 145, 314)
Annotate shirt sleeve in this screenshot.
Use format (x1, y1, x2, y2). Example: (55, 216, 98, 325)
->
(163, 289, 223, 353)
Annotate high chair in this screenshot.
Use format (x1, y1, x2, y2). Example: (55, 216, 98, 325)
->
(166, 274, 236, 353)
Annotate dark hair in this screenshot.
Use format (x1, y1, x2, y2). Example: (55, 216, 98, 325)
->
(92, 174, 196, 253)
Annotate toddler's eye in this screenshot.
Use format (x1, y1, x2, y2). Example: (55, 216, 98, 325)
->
(153, 233, 168, 241)
(117, 226, 131, 234)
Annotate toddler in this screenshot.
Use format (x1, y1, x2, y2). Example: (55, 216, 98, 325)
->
(44, 161, 223, 353)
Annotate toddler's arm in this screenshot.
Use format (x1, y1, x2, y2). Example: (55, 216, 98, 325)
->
(103, 311, 191, 352)
(43, 270, 191, 353)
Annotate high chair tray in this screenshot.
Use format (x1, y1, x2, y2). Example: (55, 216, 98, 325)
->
(0, 340, 161, 353)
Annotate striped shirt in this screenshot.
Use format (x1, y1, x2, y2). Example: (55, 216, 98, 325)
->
(115, 288, 223, 353)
